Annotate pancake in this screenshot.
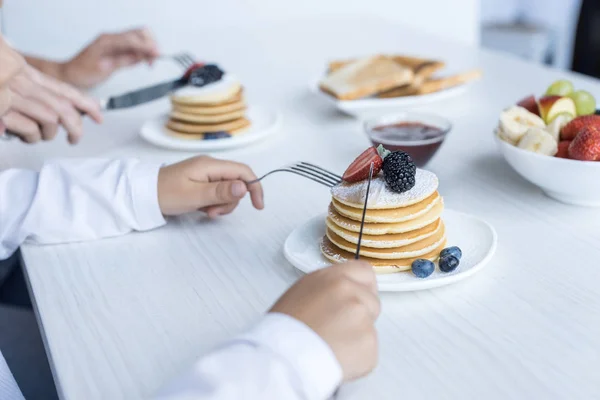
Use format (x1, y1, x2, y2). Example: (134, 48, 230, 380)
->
(331, 192, 440, 223)
(167, 124, 250, 140)
(331, 169, 438, 210)
(170, 82, 243, 106)
(172, 101, 246, 115)
(325, 223, 446, 259)
(327, 198, 444, 235)
(170, 109, 246, 124)
(326, 218, 442, 248)
(166, 117, 250, 134)
(320, 236, 446, 273)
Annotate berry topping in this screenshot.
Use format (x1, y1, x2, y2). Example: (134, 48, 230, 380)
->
(183, 63, 206, 78)
(439, 255, 460, 273)
(342, 147, 383, 183)
(440, 246, 462, 260)
(560, 115, 600, 140)
(568, 126, 600, 161)
(555, 140, 571, 159)
(204, 131, 231, 140)
(411, 259, 435, 278)
(382, 151, 416, 193)
(186, 64, 225, 87)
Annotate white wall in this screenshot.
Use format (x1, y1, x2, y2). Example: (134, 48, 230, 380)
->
(2, 0, 479, 58)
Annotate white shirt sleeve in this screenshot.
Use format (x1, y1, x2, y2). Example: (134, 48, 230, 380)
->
(0, 351, 24, 400)
(0, 158, 166, 259)
(155, 313, 342, 400)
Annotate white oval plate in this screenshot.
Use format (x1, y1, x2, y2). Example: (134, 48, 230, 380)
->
(284, 209, 497, 292)
(140, 106, 281, 151)
(311, 81, 472, 118)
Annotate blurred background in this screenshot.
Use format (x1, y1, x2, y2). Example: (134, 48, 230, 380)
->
(1, 0, 595, 75)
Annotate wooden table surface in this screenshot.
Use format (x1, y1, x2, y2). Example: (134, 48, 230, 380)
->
(3, 18, 600, 400)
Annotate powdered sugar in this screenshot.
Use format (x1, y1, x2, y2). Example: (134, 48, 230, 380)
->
(332, 169, 439, 209)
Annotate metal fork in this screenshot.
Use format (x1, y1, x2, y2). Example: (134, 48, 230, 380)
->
(246, 162, 342, 188)
(161, 52, 196, 69)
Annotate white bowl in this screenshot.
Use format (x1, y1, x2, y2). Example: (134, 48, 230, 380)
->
(494, 134, 600, 206)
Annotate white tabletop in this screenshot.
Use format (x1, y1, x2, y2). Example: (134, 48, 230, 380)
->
(6, 18, 600, 400)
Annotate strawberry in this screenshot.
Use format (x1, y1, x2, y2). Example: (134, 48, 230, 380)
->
(342, 147, 383, 183)
(560, 115, 600, 140)
(568, 126, 600, 161)
(183, 62, 206, 79)
(555, 140, 571, 159)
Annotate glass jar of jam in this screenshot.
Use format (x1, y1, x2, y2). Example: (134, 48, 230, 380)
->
(364, 112, 452, 167)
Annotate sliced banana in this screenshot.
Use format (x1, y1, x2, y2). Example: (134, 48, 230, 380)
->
(517, 127, 558, 156)
(545, 113, 573, 142)
(499, 106, 546, 143)
(495, 125, 517, 145)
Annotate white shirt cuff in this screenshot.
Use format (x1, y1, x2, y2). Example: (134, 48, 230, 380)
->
(129, 161, 166, 231)
(239, 312, 342, 400)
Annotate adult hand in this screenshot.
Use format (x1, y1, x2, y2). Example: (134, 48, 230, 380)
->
(59, 28, 159, 89)
(5, 65, 102, 144)
(270, 261, 381, 382)
(157, 156, 264, 217)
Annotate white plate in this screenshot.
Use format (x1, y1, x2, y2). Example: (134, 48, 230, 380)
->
(139, 106, 281, 151)
(311, 80, 472, 118)
(284, 209, 497, 292)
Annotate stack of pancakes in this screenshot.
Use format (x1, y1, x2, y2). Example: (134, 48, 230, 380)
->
(320, 169, 446, 274)
(166, 82, 251, 139)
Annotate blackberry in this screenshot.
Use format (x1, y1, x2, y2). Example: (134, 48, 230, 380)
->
(189, 64, 224, 87)
(382, 151, 416, 193)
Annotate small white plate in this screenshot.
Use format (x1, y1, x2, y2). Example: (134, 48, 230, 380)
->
(311, 81, 472, 118)
(139, 106, 281, 151)
(284, 209, 497, 292)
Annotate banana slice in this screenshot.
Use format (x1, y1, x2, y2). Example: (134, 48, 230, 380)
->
(495, 125, 517, 145)
(499, 106, 546, 143)
(545, 113, 573, 142)
(517, 127, 558, 156)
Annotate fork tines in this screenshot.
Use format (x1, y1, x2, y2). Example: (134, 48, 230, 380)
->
(172, 52, 196, 69)
(284, 162, 342, 187)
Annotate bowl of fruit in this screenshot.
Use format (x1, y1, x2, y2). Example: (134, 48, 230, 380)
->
(495, 79, 600, 206)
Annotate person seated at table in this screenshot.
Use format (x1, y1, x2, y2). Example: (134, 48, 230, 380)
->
(3, 25, 158, 144)
(0, 35, 381, 399)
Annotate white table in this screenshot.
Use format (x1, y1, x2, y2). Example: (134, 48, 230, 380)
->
(5, 18, 600, 400)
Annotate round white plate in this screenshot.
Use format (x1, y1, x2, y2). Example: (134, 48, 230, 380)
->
(284, 209, 497, 292)
(311, 80, 473, 118)
(140, 106, 281, 151)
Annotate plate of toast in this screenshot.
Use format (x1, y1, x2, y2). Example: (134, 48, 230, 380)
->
(314, 54, 482, 116)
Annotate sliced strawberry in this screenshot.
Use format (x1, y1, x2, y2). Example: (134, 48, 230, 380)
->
(560, 115, 600, 140)
(342, 147, 383, 183)
(555, 140, 571, 159)
(568, 126, 600, 161)
(183, 62, 206, 79)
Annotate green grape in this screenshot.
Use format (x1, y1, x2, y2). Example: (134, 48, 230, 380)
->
(568, 90, 596, 115)
(545, 80, 574, 96)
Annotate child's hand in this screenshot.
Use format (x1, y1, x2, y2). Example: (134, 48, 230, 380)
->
(157, 156, 264, 218)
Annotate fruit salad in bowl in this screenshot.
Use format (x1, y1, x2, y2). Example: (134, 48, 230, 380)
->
(495, 79, 600, 206)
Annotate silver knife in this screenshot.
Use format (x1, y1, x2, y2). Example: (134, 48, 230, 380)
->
(355, 162, 375, 259)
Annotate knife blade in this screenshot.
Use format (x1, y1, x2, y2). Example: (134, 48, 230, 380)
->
(101, 77, 188, 110)
(355, 162, 375, 259)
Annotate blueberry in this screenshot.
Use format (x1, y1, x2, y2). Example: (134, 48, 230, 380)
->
(411, 259, 435, 278)
(203, 131, 231, 140)
(440, 246, 462, 260)
(439, 255, 459, 273)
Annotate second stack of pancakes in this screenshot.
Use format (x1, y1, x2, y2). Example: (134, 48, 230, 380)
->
(167, 82, 251, 139)
(320, 169, 447, 274)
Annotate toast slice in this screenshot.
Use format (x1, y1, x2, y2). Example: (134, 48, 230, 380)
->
(319, 55, 413, 100)
(416, 69, 482, 95)
(377, 61, 446, 98)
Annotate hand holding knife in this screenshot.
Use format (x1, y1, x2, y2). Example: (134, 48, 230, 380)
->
(2, 64, 224, 140)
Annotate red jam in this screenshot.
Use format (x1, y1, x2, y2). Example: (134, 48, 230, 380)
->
(369, 122, 446, 167)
